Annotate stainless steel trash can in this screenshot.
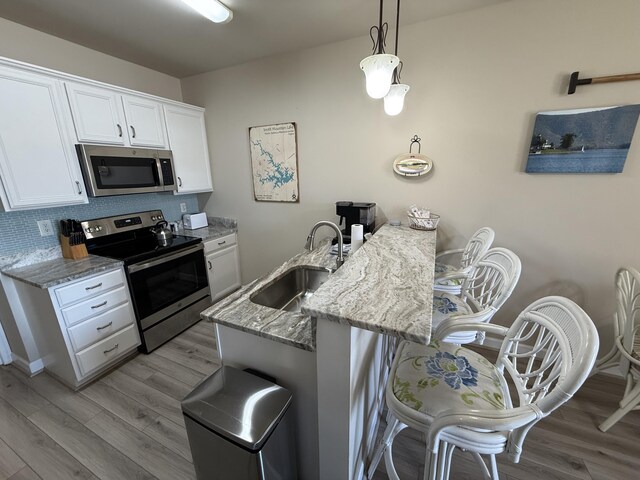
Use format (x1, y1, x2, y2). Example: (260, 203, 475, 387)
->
(182, 366, 297, 480)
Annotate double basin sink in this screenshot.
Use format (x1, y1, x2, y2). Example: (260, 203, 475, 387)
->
(250, 266, 332, 313)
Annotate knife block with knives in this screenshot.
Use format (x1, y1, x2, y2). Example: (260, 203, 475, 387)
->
(60, 219, 88, 260)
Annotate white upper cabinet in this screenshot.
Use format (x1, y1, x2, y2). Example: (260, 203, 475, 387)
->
(164, 104, 213, 193)
(121, 95, 167, 148)
(0, 66, 87, 210)
(66, 84, 168, 149)
(65, 82, 126, 145)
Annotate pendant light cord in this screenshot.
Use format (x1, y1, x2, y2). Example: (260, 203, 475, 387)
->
(369, 0, 389, 54)
(394, 0, 400, 56)
(392, 0, 402, 84)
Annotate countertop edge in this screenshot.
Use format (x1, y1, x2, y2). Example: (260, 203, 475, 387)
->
(202, 312, 315, 352)
(301, 306, 430, 345)
(2, 259, 124, 289)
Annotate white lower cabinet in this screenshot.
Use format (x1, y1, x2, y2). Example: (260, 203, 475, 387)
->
(15, 267, 139, 389)
(205, 234, 241, 302)
(75, 324, 139, 376)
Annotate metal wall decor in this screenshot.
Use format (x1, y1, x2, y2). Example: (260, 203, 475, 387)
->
(568, 70, 640, 94)
(393, 135, 433, 177)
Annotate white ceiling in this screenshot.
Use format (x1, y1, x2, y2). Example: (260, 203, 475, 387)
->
(0, 0, 509, 78)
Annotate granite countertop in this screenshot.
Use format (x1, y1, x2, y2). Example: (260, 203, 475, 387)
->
(1, 255, 123, 289)
(201, 239, 337, 351)
(179, 216, 237, 243)
(301, 225, 436, 345)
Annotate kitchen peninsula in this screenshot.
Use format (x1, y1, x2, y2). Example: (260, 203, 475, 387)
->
(201, 224, 435, 480)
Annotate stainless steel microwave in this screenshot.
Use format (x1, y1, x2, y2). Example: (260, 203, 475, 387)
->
(76, 145, 177, 197)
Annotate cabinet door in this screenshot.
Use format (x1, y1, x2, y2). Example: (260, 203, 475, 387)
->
(122, 95, 167, 148)
(0, 68, 88, 209)
(164, 104, 213, 193)
(206, 245, 241, 302)
(65, 82, 126, 145)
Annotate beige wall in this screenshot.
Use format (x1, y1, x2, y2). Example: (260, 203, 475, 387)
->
(0, 17, 182, 100)
(182, 0, 640, 349)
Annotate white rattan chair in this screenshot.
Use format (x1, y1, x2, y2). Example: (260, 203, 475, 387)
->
(432, 247, 521, 345)
(590, 267, 640, 432)
(434, 227, 495, 294)
(368, 296, 600, 480)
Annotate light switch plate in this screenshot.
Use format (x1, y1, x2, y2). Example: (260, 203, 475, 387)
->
(180, 203, 187, 213)
(37, 220, 54, 236)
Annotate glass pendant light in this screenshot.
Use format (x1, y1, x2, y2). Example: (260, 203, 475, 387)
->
(360, 0, 399, 99)
(384, 83, 410, 116)
(384, 0, 409, 116)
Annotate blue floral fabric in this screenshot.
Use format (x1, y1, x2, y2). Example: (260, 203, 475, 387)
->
(392, 340, 506, 416)
(433, 295, 460, 315)
(434, 262, 463, 287)
(425, 351, 478, 389)
(431, 293, 471, 331)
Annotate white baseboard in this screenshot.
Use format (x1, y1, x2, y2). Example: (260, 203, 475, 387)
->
(10, 353, 44, 376)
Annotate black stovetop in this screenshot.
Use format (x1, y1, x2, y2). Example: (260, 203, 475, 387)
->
(87, 232, 202, 266)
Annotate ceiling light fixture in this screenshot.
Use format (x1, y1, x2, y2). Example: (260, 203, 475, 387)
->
(180, 0, 233, 24)
(360, 0, 399, 99)
(384, 0, 409, 116)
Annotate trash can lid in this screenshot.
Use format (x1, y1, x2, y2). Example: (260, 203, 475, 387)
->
(181, 366, 293, 452)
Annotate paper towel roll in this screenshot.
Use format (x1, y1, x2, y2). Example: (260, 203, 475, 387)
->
(351, 224, 364, 254)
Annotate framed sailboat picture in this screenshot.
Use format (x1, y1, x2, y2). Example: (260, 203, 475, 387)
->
(526, 105, 640, 173)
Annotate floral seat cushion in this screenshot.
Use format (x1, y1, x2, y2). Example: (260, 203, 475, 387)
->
(632, 329, 640, 362)
(434, 262, 463, 286)
(432, 293, 472, 330)
(392, 340, 507, 418)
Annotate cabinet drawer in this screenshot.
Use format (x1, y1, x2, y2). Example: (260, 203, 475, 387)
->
(68, 302, 135, 352)
(204, 233, 236, 254)
(75, 324, 139, 376)
(55, 269, 125, 307)
(62, 285, 129, 327)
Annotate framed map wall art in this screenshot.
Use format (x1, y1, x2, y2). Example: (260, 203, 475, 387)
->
(249, 122, 299, 202)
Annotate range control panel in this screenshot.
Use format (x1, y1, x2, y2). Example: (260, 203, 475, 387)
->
(81, 210, 165, 239)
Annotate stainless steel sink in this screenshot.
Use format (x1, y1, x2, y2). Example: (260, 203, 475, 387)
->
(250, 266, 332, 313)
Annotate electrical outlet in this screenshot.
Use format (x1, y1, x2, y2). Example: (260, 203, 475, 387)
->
(37, 220, 54, 237)
(180, 203, 187, 213)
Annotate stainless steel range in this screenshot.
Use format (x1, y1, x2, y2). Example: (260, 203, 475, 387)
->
(82, 210, 210, 353)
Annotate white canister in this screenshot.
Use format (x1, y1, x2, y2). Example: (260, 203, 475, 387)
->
(351, 224, 364, 254)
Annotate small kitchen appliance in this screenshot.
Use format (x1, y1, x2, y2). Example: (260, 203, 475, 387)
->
(82, 210, 210, 353)
(335, 201, 376, 243)
(183, 212, 208, 230)
(76, 145, 176, 197)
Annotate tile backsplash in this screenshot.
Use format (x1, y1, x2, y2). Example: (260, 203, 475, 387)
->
(0, 193, 199, 256)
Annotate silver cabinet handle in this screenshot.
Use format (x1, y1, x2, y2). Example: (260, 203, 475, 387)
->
(103, 343, 119, 354)
(178, 176, 183, 187)
(96, 321, 113, 331)
(91, 301, 108, 309)
(117, 124, 123, 137)
(208, 260, 212, 270)
(75, 181, 82, 195)
(218, 240, 226, 246)
(85, 282, 103, 291)
(130, 125, 136, 138)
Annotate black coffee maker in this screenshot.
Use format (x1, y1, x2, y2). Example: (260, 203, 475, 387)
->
(336, 201, 376, 243)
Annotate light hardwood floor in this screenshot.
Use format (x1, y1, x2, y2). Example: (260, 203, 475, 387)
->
(0, 322, 638, 480)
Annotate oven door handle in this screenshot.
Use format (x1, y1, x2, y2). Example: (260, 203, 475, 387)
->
(128, 243, 203, 273)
